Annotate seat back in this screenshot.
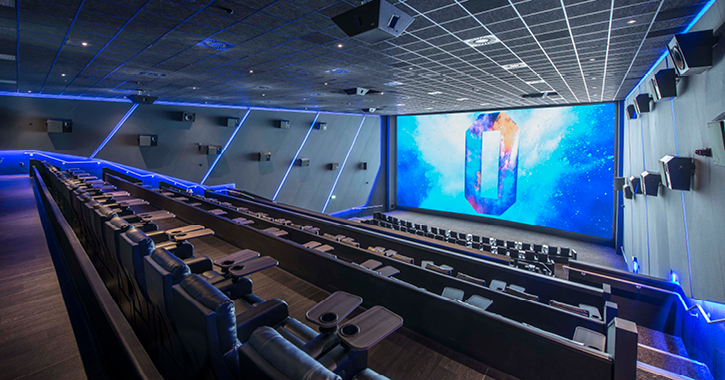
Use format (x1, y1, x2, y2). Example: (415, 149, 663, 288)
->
(144, 247, 191, 323)
(104, 216, 131, 260)
(241, 326, 341, 380)
(172, 274, 240, 380)
(119, 228, 155, 298)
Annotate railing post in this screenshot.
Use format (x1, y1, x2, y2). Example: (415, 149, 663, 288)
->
(605, 301, 618, 326)
(607, 317, 638, 380)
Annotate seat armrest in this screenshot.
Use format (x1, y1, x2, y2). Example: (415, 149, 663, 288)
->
(184, 256, 213, 273)
(121, 215, 141, 222)
(146, 230, 170, 243)
(236, 299, 290, 343)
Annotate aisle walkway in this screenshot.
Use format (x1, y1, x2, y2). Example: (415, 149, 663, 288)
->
(0, 175, 89, 380)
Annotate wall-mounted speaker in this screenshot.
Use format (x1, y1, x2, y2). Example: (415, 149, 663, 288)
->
(257, 152, 272, 161)
(641, 171, 661, 196)
(46, 119, 72, 133)
(199, 144, 221, 155)
(127, 94, 158, 104)
(227, 117, 240, 127)
(277, 120, 290, 129)
(331, 0, 414, 44)
(314, 122, 327, 130)
(614, 177, 626, 191)
(707, 118, 725, 166)
(623, 184, 634, 199)
(329, 163, 340, 171)
(629, 176, 643, 194)
(297, 158, 310, 167)
(626, 104, 637, 120)
(660, 155, 694, 190)
(182, 112, 196, 122)
(634, 94, 653, 114)
(138, 134, 158, 147)
(667, 30, 714, 76)
(360, 162, 368, 170)
(650, 68, 678, 101)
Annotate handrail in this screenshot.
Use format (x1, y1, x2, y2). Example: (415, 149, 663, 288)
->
(564, 266, 725, 324)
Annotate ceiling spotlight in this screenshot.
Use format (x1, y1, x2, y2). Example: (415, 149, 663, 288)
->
(192, 87, 197, 89)
(262, 94, 265, 96)
(27, 90, 31, 93)
(396, 103, 405, 106)
(589, 58, 595, 61)
(380, 92, 384, 95)
(628, 19, 636, 24)
(456, 98, 469, 101)
(249, 70, 253, 73)
(81, 42, 88, 46)
(427, 91, 442, 95)
(501, 62, 527, 70)
(463, 35, 500, 47)
(324, 82, 328, 85)
(425, 107, 433, 110)
(61, 73, 66, 76)
(337, 43, 343, 48)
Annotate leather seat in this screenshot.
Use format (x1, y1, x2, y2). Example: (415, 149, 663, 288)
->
(240, 326, 341, 380)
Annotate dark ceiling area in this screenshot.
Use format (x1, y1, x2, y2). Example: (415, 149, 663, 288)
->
(0, 0, 710, 114)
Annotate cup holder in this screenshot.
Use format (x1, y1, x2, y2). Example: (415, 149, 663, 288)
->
(319, 312, 338, 324)
(231, 264, 245, 271)
(340, 324, 360, 337)
(222, 260, 235, 266)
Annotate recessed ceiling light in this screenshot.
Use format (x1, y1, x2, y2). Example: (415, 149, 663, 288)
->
(262, 94, 265, 96)
(501, 62, 527, 70)
(192, 87, 197, 89)
(589, 58, 596, 61)
(249, 70, 253, 73)
(337, 43, 343, 48)
(457, 98, 469, 101)
(61, 73, 66, 76)
(408, 67, 413, 70)
(525, 80, 545, 85)
(27, 90, 31, 93)
(427, 91, 442, 95)
(81, 42, 88, 46)
(463, 35, 500, 47)
(396, 104, 405, 106)
(628, 19, 636, 24)
(425, 107, 433, 110)
(380, 92, 384, 95)
(324, 82, 328, 85)
(384, 81, 402, 86)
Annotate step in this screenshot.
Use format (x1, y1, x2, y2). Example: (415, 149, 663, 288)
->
(638, 344, 714, 380)
(638, 361, 695, 380)
(637, 325, 688, 357)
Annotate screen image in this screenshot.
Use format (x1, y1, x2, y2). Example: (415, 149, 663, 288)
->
(396, 103, 615, 239)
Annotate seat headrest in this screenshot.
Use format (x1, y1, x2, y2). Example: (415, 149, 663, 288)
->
(97, 205, 117, 218)
(87, 200, 102, 209)
(249, 326, 341, 380)
(125, 227, 152, 244)
(109, 216, 131, 229)
(151, 248, 190, 282)
(180, 274, 237, 351)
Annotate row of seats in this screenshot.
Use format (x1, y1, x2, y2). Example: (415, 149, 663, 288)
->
(167, 188, 606, 324)
(44, 164, 399, 380)
(364, 213, 578, 276)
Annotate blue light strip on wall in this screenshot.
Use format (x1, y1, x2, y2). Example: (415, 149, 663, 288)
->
(90, 103, 138, 158)
(322, 116, 366, 213)
(200, 108, 251, 185)
(15, 1, 19, 93)
(624, 0, 717, 100)
(273, 113, 320, 200)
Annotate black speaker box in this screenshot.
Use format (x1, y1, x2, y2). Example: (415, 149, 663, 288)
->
(650, 68, 678, 101)
(660, 155, 694, 190)
(626, 104, 637, 119)
(182, 112, 196, 122)
(634, 94, 652, 114)
(128, 94, 158, 104)
(297, 158, 310, 167)
(332, 0, 414, 44)
(623, 184, 634, 199)
(667, 30, 714, 76)
(614, 177, 626, 191)
(641, 171, 661, 196)
(629, 176, 643, 194)
(257, 152, 272, 161)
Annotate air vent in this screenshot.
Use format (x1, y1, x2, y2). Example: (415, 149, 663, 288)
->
(0, 53, 16, 61)
(501, 62, 528, 70)
(196, 38, 236, 51)
(463, 35, 500, 47)
(521, 92, 558, 98)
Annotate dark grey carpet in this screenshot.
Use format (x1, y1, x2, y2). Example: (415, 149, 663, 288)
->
(386, 210, 627, 271)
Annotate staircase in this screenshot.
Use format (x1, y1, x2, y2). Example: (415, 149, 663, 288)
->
(636, 326, 714, 380)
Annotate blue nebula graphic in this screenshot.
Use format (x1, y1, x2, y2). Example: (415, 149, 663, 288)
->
(396, 103, 615, 239)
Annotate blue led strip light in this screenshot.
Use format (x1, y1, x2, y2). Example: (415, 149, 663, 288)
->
(273, 113, 320, 200)
(200, 108, 251, 185)
(624, 0, 717, 100)
(322, 116, 366, 213)
(90, 103, 138, 158)
(15, 1, 19, 93)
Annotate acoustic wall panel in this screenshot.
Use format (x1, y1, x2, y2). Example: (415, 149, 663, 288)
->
(96, 103, 241, 184)
(0, 96, 131, 156)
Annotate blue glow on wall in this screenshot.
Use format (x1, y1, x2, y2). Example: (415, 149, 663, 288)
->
(90, 103, 138, 158)
(200, 109, 251, 185)
(397, 103, 616, 239)
(322, 116, 366, 213)
(273, 113, 320, 200)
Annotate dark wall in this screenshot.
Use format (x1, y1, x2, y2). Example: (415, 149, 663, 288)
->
(622, 0, 725, 302)
(0, 95, 386, 216)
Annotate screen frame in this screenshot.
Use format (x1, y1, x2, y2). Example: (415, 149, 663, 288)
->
(389, 101, 620, 247)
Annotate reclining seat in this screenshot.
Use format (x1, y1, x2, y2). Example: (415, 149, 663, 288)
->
(102, 215, 159, 298)
(172, 275, 307, 380)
